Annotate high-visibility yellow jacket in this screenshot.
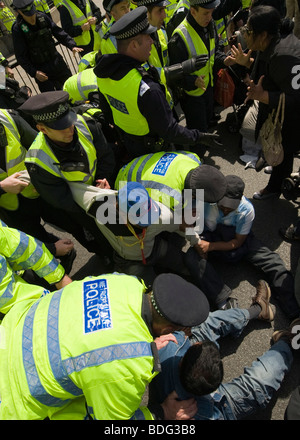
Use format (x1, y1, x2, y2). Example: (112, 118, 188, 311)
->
(63, 68, 98, 103)
(0, 110, 38, 211)
(34, 0, 51, 14)
(0, 6, 15, 32)
(25, 115, 97, 185)
(97, 67, 151, 136)
(0, 220, 65, 315)
(148, 28, 169, 68)
(115, 150, 201, 209)
(164, 0, 178, 25)
(0, 273, 158, 420)
(100, 30, 173, 107)
(242, 0, 251, 9)
(214, 17, 228, 47)
(77, 50, 98, 72)
(61, 0, 101, 50)
(172, 17, 215, 96)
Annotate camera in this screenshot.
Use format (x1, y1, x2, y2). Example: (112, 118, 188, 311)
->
(282, 167, 300, 201)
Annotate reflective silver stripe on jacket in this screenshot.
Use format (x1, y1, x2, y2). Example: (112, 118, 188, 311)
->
(22, 287, 153, 406)
(61, 0, 86, 24)
(0, 111, 24, 170)
(26, 118, 96, 182)
(126, 152, 201, 203)
(76, 72, 98, 100)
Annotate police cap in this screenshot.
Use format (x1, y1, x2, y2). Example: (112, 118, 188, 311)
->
(151, 273, 209, 327)
(184, 164, 226, 203)
(103, 0, 125, 13)
(11, 0, 36, 14)
(110, 6, 157, 39)
(189, 0, 220, 8)
(19, 91, 77, 130)
(135, 0, 170, 8)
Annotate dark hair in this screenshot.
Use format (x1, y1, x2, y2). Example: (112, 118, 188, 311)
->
(179, 341, 223, 396)
(116, 33, 144, 53)
(248, 5, 281, 37)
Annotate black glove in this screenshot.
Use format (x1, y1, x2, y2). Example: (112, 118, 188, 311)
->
(198, 133, 223, 148)
(164, 55, 208, 85)
(182, 55, 209, 73)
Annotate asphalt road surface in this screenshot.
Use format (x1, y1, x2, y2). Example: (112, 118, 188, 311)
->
(44, 103, 300, 421)
(5, 0, 300, 422)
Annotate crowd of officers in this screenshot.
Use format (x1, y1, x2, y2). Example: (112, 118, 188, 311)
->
(1, 0, 300, 421)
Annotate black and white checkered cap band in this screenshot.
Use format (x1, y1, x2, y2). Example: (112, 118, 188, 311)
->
(115, 16, 149, 39)
(33, 103, 69, 122)
(190, 0, 213, 4)
(150, 292, 165, 318)
(137, 0, 159, 6)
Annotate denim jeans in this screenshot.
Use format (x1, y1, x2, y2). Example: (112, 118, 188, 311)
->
(151, 309, 294, 420)
(191, 309, 294, 420)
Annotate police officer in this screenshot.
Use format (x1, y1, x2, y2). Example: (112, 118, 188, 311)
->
(100, 0, 131, 54)
(0, 271, 209, 419)
(135, 0, 170, 69)
(0, 1, 15, 33)
(168, 0, 236, 134)
(115, 150, 226, 209)
(94, 6, 221, 160)
(71, 178, 234, 309)
(165, 0, 190, 39)
(63, 67, 98, 103)
(11, 0, 83, 93)
(76, 0, 123, 71)
(0, 109, 77, 273)
(20, 91, 116, 259)
(58, 0, 102, 55)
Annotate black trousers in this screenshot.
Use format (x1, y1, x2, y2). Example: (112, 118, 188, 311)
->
(202, 224, 300, 319)
(34, 53, 72, 93)
(114, 232, 231, 310)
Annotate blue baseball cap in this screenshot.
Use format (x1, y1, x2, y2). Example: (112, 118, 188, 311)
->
(118, 182, 161, 227)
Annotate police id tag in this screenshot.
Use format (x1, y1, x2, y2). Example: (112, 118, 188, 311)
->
(83, 279, 112, 334)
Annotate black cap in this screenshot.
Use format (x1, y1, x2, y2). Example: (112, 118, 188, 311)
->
(189, 0, 220, 7)
(12, 0, 36, 14)
(19, 91, 77, 130)
(184, 164, 227, 203)
(151, 273, 210, 327)
(218, 175, 244, 210)
(103, 0, 124, 13)
(135, 0, 170, 7)
(110, 6, 157, 39)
